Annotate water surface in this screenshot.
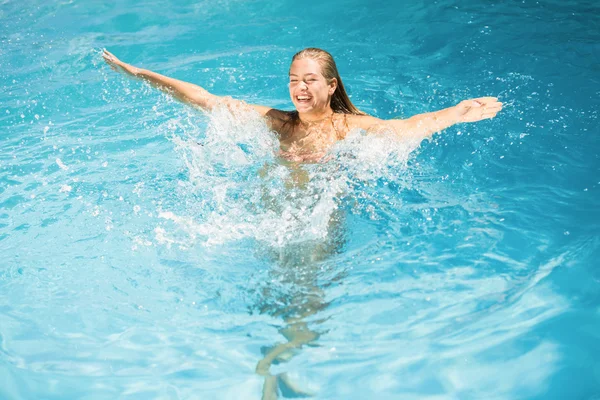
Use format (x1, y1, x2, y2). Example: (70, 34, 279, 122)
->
(1, 0, 599, 399)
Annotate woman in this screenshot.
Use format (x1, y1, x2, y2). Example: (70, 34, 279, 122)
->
(103, 48, 502, 399)
(102, 48, 502, 162)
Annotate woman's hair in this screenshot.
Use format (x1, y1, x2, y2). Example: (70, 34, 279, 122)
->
(291, 48, 366, 116)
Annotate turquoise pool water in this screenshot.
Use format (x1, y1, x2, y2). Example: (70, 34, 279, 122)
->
(1, 0, 599, 398)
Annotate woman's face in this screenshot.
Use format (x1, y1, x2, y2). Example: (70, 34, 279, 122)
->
(289, 58, 337, 115)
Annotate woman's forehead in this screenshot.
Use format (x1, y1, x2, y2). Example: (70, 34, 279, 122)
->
(289, 58, 323, 76)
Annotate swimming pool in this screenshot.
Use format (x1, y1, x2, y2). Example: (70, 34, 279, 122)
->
(1, 0, 599, 398)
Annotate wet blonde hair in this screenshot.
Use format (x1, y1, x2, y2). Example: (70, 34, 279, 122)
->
(291, 48, 366, 115)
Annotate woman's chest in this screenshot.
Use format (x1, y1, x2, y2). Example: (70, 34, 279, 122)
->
(281, 127, 335, 151)
(278, 117, 347, 152)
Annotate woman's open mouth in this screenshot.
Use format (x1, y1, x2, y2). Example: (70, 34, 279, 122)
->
(296, 95, 312, 103)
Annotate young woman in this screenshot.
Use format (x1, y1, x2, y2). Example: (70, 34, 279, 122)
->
(103, 47, 502, 399)
(102, 48, 502, 163)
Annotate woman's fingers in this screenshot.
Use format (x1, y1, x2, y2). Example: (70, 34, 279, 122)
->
(474, 96, 498, 104)
(481, 104, 502, 119)
(484, 102, 503, 112)
(455, 97, 504, 122)
(477, 98, 503, 111)
(102, 49, 120, 66)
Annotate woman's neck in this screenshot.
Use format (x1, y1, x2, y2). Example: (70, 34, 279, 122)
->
(298, 107, 334, 123)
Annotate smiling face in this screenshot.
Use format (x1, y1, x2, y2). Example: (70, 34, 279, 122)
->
(289, 58, 337, 116)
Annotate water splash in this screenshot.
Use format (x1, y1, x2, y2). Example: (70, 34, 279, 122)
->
(156, 106, 420, 248)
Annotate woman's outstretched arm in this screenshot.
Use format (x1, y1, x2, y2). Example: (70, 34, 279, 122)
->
(102, 49, 223, 110)
(351, 97, 503, 143)
(102, 49, 289, 125)
(385, 97, 503, 142)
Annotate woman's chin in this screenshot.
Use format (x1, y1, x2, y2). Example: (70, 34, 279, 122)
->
(295, 104, 315, 114)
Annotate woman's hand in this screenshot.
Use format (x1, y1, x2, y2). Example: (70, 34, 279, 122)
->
(102, 49, 138, 76)
(452, 97, 503, 123)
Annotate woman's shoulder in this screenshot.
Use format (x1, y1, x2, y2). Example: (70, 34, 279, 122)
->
(262, 108, 297, 137)
(345, 113, 384, 130)
(261, 108, 295, 122)
(247, 105, 294, 122)
(248, 106, 295, 134)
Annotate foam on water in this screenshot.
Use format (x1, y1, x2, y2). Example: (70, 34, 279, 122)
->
(154, 104, 419, 249)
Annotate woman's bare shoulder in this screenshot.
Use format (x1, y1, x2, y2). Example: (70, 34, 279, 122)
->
(345, 113, 384, 130)
(247, 106, 294, 134)
(265, 108, 294, 122)
(249, 105, 292, 121)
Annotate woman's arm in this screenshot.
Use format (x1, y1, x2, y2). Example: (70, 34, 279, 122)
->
(384, 97, 503, 142)
(102, 49, 289, 126)
(102, 49, 224, 110)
